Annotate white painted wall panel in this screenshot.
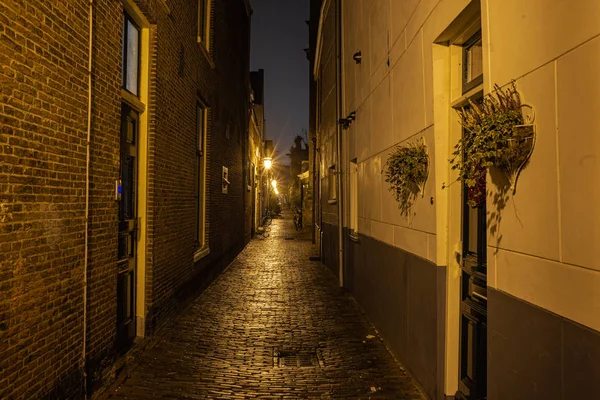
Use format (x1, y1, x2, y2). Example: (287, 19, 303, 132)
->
(557, 36, 600, 271)
(497, 249, 600, 333)
(487, 63, 560, 261)
(487, 0, 600, 85)
(391, 33, 426, 143)
(370, 76, 394, 155)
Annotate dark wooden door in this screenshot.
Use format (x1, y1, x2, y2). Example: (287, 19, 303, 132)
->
(116, 104, 138, 352)
(457, 180, 488, 400)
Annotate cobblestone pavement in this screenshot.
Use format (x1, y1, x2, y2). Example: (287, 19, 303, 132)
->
(108, 211, 425, 399)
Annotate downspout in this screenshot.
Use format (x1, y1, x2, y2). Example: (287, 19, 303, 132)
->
(335, 0, 344, 287)
(83, 0, 93, 397)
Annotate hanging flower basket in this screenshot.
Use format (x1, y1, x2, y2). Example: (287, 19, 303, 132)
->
(451, 81, 536, 208)
(384, 140, 429, 215)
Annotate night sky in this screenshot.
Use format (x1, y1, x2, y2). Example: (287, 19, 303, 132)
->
(250, 0, 310, 166)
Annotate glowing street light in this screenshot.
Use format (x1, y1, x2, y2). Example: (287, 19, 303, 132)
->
(271, 179, 277, 190)
(263, 157, 272, 170)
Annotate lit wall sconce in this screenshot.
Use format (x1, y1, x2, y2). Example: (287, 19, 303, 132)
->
(353, 51, 362, 64)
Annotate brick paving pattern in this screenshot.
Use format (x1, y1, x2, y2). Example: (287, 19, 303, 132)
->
(108, 211, 425, 399)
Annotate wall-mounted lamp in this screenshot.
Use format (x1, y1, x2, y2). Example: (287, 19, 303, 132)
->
(338, 111, 357, 130)
(338, 118, 352, 129)
(352, 51, 362, 64)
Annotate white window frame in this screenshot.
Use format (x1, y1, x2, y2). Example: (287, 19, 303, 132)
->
(194, 102, 209, 262)
(349, 159, 358, 236)
(327, 164, 337, 204)
(197, 0, 212, 52)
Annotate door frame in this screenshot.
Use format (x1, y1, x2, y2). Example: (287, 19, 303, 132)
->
(122, 0, 151, 339)
(117, 105, 140, 350)
(431, 1, 491, 396)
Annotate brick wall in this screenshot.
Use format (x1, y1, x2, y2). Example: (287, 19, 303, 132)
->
(144, 0, 251, 331)
(85, 0, 122, 394)
(0, 0, 252, 398)
(0, 1, 89, 398)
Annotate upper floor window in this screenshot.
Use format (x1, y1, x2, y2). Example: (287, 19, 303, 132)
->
(122, 13, 141, 96)
(462, 30, 483, 93)
(198, 0, 212, 51)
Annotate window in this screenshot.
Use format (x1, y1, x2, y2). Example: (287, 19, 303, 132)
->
(122, 13, 141, 96)
(197, 0, 211, 51)
(195, 103, 207, 251)
(328, 165, 337, 203)
(349, 160, 358, 235)
(462, 31, 483, 93)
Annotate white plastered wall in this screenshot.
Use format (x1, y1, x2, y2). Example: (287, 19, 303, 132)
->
(339, 0, 600, 396)
(482, 0, 600, 332)
(345, 0, 441, 264)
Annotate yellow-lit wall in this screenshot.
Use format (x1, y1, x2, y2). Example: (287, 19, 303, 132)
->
(483, 0, 600, 332)
(329, 0, 600, 395)
(338, 0, 600, 334)
(342, 0, 442, 264)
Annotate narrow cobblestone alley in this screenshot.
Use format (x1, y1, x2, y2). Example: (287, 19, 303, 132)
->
(107, 211, 425, 399)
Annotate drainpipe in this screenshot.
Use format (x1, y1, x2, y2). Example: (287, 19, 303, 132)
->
(83, 0, 94, 397)
(335, 0, 344, 287)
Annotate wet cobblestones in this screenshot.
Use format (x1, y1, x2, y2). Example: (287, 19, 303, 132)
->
(108, 212, 425, 399)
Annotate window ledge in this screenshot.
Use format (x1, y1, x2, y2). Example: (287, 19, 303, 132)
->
(327, 199, 337, 205)
(450, 84, 483, 109)
(194, 246, 210, 263)
(121, 89, 146, 112)
(197, 38, 215, 69)
(349, 232, 359, 243)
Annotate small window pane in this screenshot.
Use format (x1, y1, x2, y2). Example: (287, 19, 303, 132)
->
(467, 206, 478, 254)
(125, 19, 140, 96)
(122, 156, 135, 219)
(465, 38, 482, 83)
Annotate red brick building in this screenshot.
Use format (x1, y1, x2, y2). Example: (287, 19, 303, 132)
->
(0, 0, 252, 398)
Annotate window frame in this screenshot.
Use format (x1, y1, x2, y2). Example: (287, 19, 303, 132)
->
(194, 101, 209, 258)
(462, 30, 483, 94)
(327, 164, 337, 204)
(122, 12, 141, 97)
(460, 31, 486, 271)
(197, 0, 212, 52)
(349, 159, 358, 237)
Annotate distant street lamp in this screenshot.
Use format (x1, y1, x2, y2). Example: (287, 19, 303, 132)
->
(263, 157, 273, 218)
(263, 157, 272, 170)
(271, 179, 277, 190)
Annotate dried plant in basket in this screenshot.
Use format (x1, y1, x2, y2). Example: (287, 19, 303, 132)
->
(451, 81, 535, 208)
(384, 140, 429, 215)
